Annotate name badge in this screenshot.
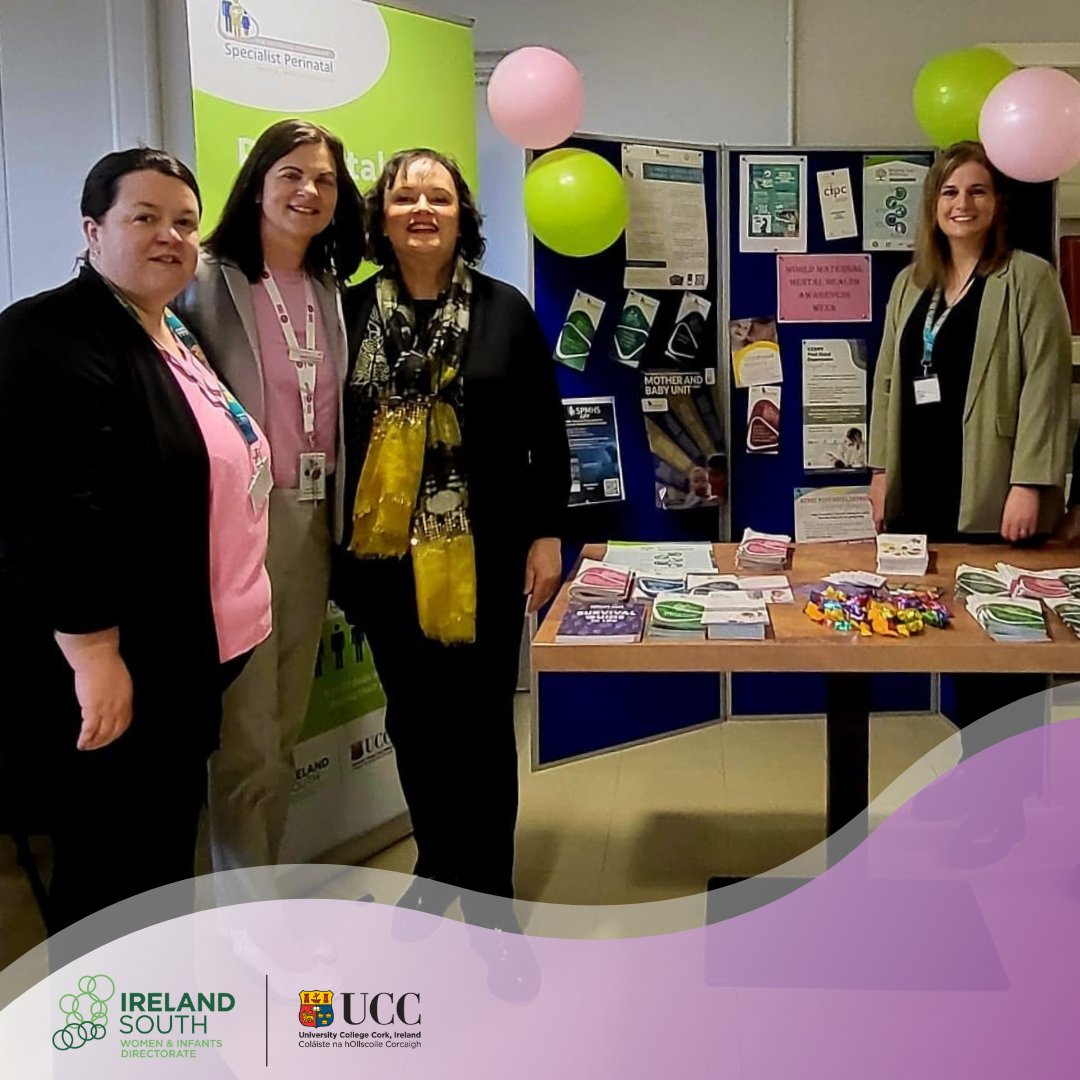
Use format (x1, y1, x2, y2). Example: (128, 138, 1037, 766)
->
(299, 452, 327, 502)
(289, 346, 324, 365)
(914, 376, 942, 405)
(249, 455, 273, 512)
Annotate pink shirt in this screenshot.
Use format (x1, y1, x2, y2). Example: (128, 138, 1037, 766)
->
(252, 269, 339, 489)
(160, 341, 272, 663)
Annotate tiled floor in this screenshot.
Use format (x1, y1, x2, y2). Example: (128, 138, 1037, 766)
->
(0, 701, 960, 970)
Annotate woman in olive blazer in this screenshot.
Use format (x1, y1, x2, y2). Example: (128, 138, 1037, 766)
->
(867, 141, 1072, 864)
(870, 248, 1072, 536)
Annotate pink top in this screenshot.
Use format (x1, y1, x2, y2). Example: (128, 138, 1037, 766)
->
(252, 269, 339, 488)
(160, 340, 273, 663)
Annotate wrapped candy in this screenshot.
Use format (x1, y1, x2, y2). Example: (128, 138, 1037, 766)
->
(803, 583, 950, 638)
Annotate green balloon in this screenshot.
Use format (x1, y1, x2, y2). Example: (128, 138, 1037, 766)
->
(913, 47, 1015, 147)
(523, 148, 629, 257)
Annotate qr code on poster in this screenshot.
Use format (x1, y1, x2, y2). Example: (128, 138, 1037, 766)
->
(603, 479, 621, 497)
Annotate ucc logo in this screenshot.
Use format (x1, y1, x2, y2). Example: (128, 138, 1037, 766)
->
(340, 992, 421, 1027)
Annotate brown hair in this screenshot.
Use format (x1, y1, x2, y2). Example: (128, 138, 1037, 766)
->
(911, 141, 1011, 290)
(204, 118, 365, 284)
(365, 148, 485, 271)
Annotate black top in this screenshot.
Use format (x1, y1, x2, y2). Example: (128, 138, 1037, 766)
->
(341, 272, 570, 553)
(0, 266, 223, 756)
(894, 277, 987, 542)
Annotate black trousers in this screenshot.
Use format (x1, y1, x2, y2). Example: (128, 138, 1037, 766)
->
(343, 544, 527, 899)
(2, 636, 249, 943)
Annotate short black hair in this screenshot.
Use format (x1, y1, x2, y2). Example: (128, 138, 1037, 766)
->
(366, 148, 485, 271)
(81, 147, 201, 221)
(204, 118, 365, 284)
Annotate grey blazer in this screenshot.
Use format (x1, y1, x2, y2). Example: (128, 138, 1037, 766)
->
(174, 254, 350, 541)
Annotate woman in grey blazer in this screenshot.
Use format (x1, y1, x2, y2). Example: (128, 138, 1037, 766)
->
(175, 119, 364, 881)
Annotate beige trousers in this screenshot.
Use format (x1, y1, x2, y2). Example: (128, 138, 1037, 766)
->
(208, 488, 331, 872)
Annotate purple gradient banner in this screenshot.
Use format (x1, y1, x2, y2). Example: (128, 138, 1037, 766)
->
(3, 712, 1080, 1077)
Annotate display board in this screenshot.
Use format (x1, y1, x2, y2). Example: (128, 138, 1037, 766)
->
(531, 134, 726, 764)
(726, 147, 1057, 718)
(185, 0, 478, 852)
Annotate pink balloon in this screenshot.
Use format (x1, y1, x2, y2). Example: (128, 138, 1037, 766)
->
(487, 47, 583, 150)
(979, 66, 1080, 182)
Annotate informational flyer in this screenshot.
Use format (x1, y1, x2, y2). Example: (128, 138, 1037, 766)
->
(563, 397, 625, 507)
(554, 290, 605, 372)
(641, 368, 725, 511)
(778, 255, 872, 323)
(622, 143, 709, 290)
(793, 485, 876, 542)
(816, 167, 858, 241)
(747, 386, 781, 454)
(730, 316, 782, 387)
(801, 339, 868, 471)
(665, 292, 713, 367)
(862, 154, 932, 251)
(611, 290, 661, 367)
(740, 154, 808, 253)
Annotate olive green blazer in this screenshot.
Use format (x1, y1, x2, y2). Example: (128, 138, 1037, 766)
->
(868, 250, 1073, 534)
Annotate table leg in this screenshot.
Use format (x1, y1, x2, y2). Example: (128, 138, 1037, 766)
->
(825, 672, 871, 864)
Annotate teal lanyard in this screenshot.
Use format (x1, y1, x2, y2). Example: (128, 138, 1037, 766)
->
(920, 270, 976, 378)
(103, 275, 260, 447)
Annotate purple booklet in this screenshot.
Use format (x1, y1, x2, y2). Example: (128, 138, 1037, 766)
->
(555, 601, 648, 644)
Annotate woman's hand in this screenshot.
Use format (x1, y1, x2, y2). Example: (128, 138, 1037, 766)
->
(524, 537, 563, 614)
(54, 629, 134, 751)
(868, 472, 887, 533)
(1000, 485, 1041, 543)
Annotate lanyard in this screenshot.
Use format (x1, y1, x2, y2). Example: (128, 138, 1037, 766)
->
(260, 270, 321, 444)
(164, 310, 261, 447)
(921, 270, 976, 377)
(102, 275, 261, 447)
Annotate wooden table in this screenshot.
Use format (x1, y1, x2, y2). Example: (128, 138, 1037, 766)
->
(533, 542, 1080, 850)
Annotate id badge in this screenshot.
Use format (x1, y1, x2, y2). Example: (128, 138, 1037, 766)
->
(249, 455, 273, 512)
(289, 346, 324, 365)
(299, 452, 327, 502)
(914, 376, 942, 405)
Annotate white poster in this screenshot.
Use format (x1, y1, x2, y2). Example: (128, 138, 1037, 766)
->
(793, 486, 876, 543)
(862, 154, 932, 252)
(740, 154, 808, 253)
(622, 143, 709, 290)
(801, 339, 868, 471)
(816, 168, 858, 241)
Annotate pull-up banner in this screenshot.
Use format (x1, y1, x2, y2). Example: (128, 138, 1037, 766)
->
(185, 0, 477, 229)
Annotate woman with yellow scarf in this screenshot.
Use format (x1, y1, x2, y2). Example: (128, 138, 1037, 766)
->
(336, 149, 570, 920)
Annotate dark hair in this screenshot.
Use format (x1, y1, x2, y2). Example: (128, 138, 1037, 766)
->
(912, 141, 1011, 290)
(81, 147, 201, 221)
(365, 148, 485, 271)
(204, 118, 365, 284)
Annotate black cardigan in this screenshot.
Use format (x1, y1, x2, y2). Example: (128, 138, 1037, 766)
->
(342, 272, 570, 553)
(0, 267, 223, 754)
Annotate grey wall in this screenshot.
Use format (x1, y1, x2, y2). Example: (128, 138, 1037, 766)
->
(0, 0, 159, 304)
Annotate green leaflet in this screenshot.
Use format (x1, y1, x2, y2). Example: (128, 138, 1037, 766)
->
(956, 571, 1007, 595)
(981, 604, 1045, 627)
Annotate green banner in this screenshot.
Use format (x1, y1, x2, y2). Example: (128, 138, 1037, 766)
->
(187, 0, 477, 229)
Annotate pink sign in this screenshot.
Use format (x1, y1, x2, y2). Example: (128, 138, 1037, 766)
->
(777, 254, 872, 322)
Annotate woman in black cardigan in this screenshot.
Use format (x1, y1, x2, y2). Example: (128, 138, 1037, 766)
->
(335, 149, 570, 918)
(0, 148, 271, 937)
